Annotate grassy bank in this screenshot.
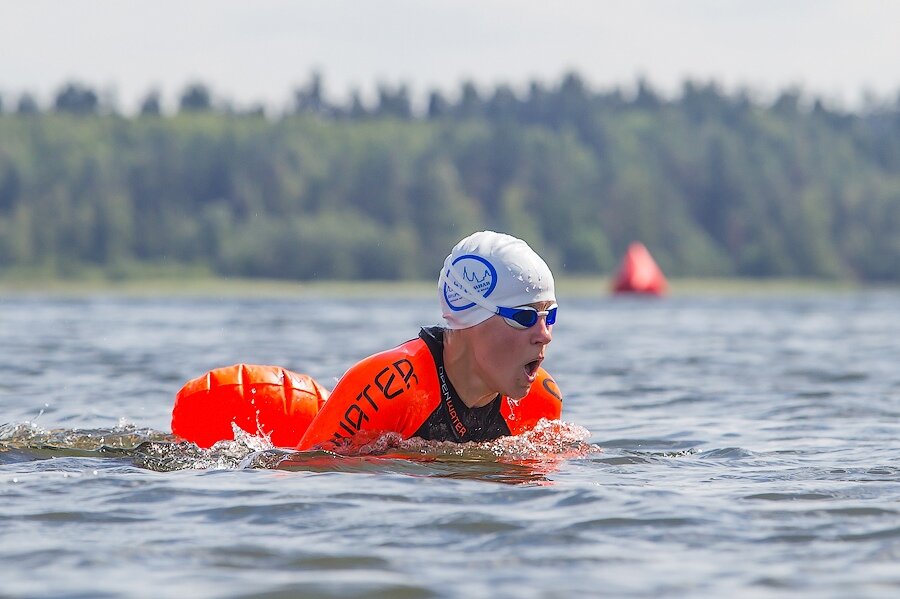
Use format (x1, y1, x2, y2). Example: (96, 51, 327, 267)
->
(0, 273, 875, 299)
(0, 275, 435, 299)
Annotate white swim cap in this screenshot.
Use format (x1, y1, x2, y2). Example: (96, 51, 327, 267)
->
(438, 231, 555, 330)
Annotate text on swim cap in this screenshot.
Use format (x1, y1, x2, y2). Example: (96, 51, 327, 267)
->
(443, 254, 497, 311)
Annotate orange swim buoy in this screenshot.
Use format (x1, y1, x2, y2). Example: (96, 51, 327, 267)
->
(171, 364, 330, 448)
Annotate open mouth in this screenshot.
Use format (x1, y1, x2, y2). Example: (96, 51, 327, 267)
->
(524, 359, 541, 379)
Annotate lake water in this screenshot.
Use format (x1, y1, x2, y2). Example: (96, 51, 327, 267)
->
(2, 290, 899, 598)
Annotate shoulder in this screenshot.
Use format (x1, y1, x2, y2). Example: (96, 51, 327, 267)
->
(500, 368, 562, 435)
(297, 337, 440, 450)
(337, 336, 433, 397)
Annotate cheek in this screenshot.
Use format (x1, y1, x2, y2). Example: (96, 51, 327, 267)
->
(477, 328, 523, 371)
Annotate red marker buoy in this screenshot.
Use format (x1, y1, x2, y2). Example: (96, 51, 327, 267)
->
(612, 242, 668, 296)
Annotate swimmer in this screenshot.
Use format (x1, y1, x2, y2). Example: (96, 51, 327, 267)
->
(295, 230, 562, 450)
(171, 231, 562, 451)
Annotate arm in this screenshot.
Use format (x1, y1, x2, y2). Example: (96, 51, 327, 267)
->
(297, 345, 435, 451)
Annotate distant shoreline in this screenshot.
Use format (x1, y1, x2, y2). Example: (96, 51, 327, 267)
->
(0, 275, 874, 299)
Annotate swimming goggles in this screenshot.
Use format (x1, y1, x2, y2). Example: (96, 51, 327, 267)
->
(497, 304, 558, 329)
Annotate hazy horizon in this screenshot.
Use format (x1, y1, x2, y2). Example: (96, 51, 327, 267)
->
(3, 0, 900, 114)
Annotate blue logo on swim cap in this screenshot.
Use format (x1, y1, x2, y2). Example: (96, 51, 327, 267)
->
(443, 254, 497, 311)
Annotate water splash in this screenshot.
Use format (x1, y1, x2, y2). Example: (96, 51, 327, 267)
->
(0, 421, 172, 451)
(131, 423, 276, 472)
(2, 418, 597, 483)
(231, 421, 275, 452)
(484, 419, 596, 459)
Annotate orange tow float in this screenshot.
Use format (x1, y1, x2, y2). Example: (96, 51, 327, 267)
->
(171, 364, 329, 449)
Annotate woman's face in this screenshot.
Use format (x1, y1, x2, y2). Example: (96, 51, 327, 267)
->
(467, 301, 554, 399)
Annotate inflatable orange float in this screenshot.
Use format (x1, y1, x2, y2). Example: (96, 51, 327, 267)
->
(171, 364, 329, 448)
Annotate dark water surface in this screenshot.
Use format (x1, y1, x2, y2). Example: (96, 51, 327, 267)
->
(2, 290, 899, 598)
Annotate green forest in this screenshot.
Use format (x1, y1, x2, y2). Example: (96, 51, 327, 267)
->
(1, 74, 899, 282)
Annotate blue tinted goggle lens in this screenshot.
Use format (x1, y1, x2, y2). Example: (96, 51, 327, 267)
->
(499, 305, 558, 329)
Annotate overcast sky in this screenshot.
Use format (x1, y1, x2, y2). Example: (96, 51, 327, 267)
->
(2, 0, 899, 113)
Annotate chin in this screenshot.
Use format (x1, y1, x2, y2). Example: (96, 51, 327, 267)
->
(505, 382, 532, 400)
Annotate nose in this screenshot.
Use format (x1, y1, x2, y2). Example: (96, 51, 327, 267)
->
(532, 316, 553, 345)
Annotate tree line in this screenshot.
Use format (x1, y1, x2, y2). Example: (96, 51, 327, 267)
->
(1, 73, 899, 282)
